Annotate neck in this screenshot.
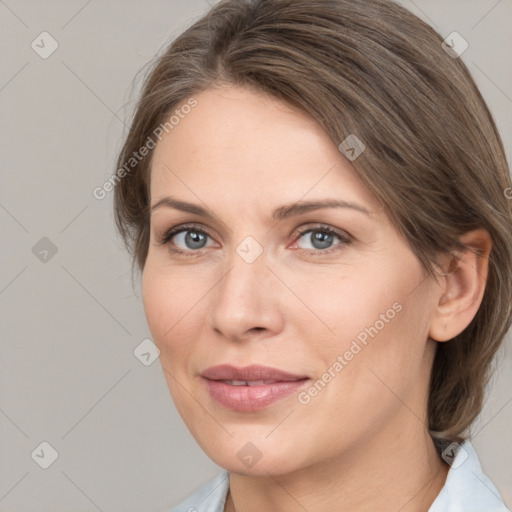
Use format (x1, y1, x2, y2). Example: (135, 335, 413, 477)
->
(225, 423, 449, 512)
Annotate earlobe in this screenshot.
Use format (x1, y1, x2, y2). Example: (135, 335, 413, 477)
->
(428, 229, 492, 342)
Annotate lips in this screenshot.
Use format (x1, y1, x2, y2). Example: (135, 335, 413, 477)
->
(201, 364, 310, 412)
(201, 364, 308, 382)
(221, 379, 280, 386)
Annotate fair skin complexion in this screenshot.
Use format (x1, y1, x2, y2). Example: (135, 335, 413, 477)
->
(142, 85, 491, 512)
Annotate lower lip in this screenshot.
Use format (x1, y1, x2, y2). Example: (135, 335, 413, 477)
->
(203, 378, 310, 412)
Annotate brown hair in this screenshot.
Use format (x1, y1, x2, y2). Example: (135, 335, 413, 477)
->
(113, 0, 512, 442)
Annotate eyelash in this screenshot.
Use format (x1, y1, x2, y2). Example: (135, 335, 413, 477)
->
(158, 223, 352, 257)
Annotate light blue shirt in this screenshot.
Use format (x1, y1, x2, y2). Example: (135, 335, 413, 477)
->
(171, 441, 510, 512)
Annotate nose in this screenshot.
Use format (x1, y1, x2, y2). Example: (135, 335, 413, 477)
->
(207, 247, 285, 342)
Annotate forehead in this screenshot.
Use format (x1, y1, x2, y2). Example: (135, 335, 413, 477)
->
(149, 85, 378, 210)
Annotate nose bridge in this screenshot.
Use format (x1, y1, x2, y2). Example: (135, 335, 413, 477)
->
(208, 242, 283, 340)
(232, 242, 270, 295)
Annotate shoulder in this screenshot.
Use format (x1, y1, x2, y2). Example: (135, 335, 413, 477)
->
(170, 470, 230, 512)
(429, 440, 510, 512)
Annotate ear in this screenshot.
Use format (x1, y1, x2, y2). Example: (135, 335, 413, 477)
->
(429, 229, 492, 342)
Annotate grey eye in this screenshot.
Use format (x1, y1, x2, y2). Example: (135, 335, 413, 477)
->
(173, 230, 212, 250)
(298, 230, 340, 250)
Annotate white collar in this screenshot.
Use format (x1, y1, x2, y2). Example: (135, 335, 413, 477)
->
(429, 440, 510, 511)
(171, 440, 510, 511)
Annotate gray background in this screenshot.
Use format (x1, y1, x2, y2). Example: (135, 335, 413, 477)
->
(1, 0, 510, 510)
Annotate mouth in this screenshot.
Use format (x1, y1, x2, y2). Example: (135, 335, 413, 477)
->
(200, 364, 308, 382)
(218, 379, 286, 386)
(200, 364, 310, 411)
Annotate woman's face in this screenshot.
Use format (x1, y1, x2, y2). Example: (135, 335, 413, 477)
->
(143, 85, 442, 475)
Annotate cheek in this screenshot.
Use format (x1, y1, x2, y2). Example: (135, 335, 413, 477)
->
(141, 262, 206, 364)
(142, 262, 212, 418)
(338, 275, 433, 401)
(279, 258, 411, 346)
(291, 274, 433, 445)
(285, 254, 431, 386)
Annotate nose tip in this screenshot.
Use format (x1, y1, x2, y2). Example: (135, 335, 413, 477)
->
(207, 251, 284, 342)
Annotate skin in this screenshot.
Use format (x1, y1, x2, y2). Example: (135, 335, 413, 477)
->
(142, 85, 491, 512)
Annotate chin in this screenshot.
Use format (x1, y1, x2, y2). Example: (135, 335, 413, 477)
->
(212, 452, 297, 477)
(194, 432, 309, 477)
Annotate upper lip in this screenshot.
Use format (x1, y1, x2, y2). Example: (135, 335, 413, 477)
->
(201, 364, 309, 382)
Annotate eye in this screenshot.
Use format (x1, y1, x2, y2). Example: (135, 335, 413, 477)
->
(159, 224, 217, 254)
(173, 230, 212, 250)
(294, 225, 351, 252)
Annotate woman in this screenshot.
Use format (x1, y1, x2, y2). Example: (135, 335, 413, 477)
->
(113, 0, 512, 510)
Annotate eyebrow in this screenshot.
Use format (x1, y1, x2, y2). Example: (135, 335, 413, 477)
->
(150, 197, 372, 221)
(273, 199, 371, 221)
